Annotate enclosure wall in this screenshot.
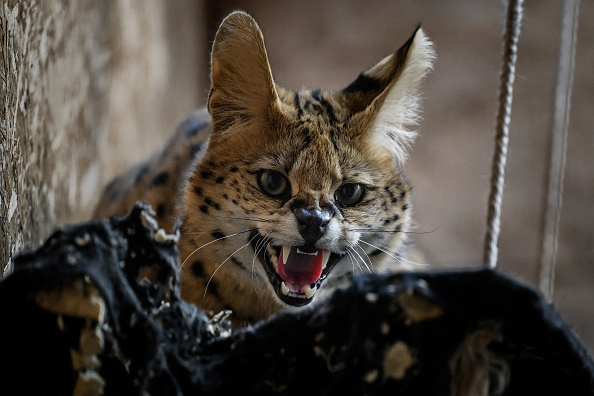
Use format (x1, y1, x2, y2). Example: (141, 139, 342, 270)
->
(0, 0, 206, 272)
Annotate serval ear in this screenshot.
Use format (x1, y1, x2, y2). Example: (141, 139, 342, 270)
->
(341, 27, 435, 165)
(207, 11, 279, 142)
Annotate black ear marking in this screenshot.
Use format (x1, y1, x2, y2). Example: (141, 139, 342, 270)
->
(343, 74, 383, 95)
(150, 171, 169, 187)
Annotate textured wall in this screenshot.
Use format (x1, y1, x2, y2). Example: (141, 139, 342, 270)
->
(0, 0, 205, 274)
(1, 0, 109, 274)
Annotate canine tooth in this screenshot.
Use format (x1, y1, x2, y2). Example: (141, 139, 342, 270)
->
(282, 246, 291, 265)
(321, 250, 331, 270)
(303, 285, 317, 299)
(281, 282, 290, 296)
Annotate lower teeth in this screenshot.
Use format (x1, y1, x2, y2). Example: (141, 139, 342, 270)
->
(304, 285, 317, 298)
(280, 282, 317, 299)
(281, 282, 290, 296)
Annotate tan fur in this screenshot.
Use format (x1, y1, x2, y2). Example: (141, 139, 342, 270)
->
(94, 12, 434, 326)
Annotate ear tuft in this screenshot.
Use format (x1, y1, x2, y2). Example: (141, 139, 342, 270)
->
(370, 28, 435, 165)
(343, 28, 435, 166)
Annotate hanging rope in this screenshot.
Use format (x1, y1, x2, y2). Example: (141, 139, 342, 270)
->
(483, 0, 524, 269)
(538, 0, 580, 300)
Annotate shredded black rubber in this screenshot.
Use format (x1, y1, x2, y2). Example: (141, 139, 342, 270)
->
(0, 203, 592, 395)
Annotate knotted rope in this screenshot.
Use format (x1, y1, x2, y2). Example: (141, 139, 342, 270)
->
(538, 0, 580, 300)
(483, 0, 524, 269)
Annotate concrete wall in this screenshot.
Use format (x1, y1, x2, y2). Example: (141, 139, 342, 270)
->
(0, 0, 206, 273)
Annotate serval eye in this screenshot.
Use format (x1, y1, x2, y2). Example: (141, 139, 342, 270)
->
(335, 183, 365, 206)
(258, 170, 290, 198)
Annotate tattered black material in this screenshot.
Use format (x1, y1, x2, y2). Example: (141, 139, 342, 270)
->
(0, 203, 592, 395)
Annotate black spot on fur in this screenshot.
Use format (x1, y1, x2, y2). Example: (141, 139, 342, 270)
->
(230, 167, 238, 173)
(212, 231, 225, 240)
(201, 171, 213, 179)
(150, 171, 169, 187)
(190, 260, 205, 277)
(194, 186, 203, 196)
(402, 204, 409, 211)
(156, 203, 166, 219)
(395, 224, 402, 232)
(184, 119, 209, 137)
(222, 194, 228, 200)
(108, 188, 122, 203)
(369, 249, 383, 257)
(294, 92, 303, 119)
(230, 257, 243, 268)
(106, 179, 123, 202)
(206, 279, 222, 300)
(232, 199, 239, 205)
(204, 198, 221, 211)
(199, 205, 208, 214)
(134, 162, 150, 184)
(189, 143, 202, 160)
(215, 176, 225, 184)
(313, 90, 338, 124)
(399, 191, 406, 199)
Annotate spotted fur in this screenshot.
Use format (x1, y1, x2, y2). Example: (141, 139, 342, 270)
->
(94, 12, 434, 326)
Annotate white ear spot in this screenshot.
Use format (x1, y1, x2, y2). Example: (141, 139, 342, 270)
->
(370, 29, 435, 166)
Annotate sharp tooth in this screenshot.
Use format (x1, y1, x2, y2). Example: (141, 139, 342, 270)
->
(281, 282, 290, 296)
(282, 246, 291, 265)
(321, 250, 331, 270)
(303, 285, 317, 299)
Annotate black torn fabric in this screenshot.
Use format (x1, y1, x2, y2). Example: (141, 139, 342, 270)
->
(0, 203, 592, 396)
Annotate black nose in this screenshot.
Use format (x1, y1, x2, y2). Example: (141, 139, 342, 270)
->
(294, 208, 332, 243)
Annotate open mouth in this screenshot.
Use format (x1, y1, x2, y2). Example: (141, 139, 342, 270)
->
(250, 232, 343, 307)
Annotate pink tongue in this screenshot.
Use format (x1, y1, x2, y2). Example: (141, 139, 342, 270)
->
(278, 247, 323, 287)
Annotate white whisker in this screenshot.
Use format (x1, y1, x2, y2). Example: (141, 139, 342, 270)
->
(345, 250, 359, 273)
(204, 233, 259, 298)
(354, 242, 375, 273)
(251, 232, 270, 293)
(358, 239, 429, 269)
(347, 241, 372, 274)
(181, 228, 255, 267)
(346, 250, 358, 273)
